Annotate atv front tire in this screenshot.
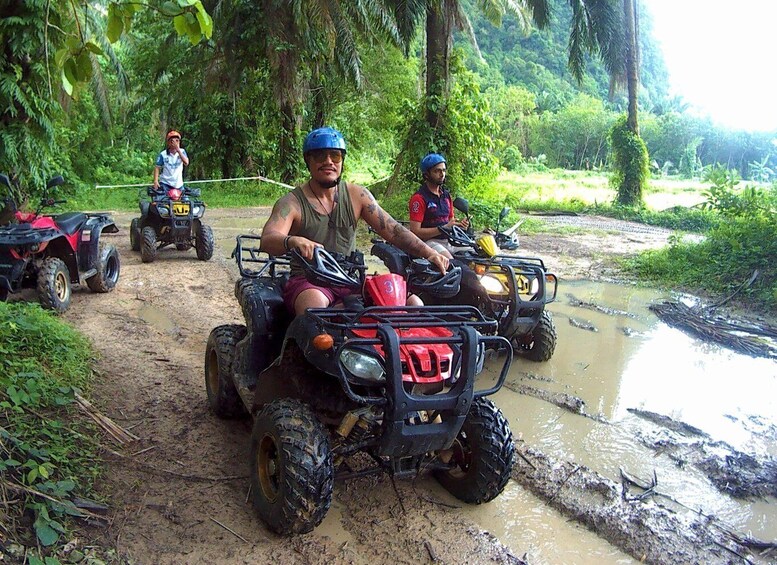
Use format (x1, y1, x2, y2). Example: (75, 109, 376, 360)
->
(435, 398, 514, 504)
(130, 218, 141, 252)
(204, 324, 247, 418)
(140, 226, 157, 263)
(87, 244, 120, 293)
(515, 310, 557, 362)
(195, 224, 214, 261)
(250, 398, 333, 535)
(37, 257, 72, 313)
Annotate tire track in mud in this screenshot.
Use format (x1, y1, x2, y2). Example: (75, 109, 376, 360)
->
(63, 211, 527, 565)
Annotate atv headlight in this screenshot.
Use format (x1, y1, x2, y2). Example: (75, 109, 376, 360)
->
(529, 277, 540, 295)
(340, 349, 385, 383)
(158, 206, 170, 217)
(192, 205, 202, 216)
(479, 274, 504, 294)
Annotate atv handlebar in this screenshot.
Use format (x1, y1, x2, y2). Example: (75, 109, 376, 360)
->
(293, 247, 364, 291)
(437, 224, 477, 248)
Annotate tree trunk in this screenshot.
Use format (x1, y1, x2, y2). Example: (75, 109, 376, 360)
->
(624, 0, 639, 136)
(425, 1, 454, 128)
(267, 4, 301, 184)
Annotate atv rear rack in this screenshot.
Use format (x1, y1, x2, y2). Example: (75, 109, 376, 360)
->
(233, 234, 291, 278)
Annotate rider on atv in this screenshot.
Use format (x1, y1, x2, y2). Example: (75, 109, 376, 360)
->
(260, 127, 450, 315)
(153, 130, 189, 192)
(408, 153, 470, 259)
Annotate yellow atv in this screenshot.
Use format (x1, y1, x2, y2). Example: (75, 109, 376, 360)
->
(438, 199, 558, 362)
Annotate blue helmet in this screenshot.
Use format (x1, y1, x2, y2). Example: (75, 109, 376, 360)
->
(420, 153, 446, 174)
(303, 127, 347, 156)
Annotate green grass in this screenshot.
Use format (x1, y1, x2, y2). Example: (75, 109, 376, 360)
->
(0, 302, 105, 559)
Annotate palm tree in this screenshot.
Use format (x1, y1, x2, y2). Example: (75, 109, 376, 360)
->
(213, 0, 402, 183)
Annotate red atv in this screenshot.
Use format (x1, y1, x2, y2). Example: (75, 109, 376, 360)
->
(0, 174, 120, 312)
(205, 237, 514, 534)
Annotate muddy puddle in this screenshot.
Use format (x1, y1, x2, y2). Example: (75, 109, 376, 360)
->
(470, 279, 776, 563)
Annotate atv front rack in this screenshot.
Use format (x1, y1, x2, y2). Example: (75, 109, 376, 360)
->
(233, 234, 291, 278)
(306, 304, 511, 401)
(305, 305, 512, 457)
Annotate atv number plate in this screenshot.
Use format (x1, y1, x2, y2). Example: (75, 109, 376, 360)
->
(173, 202, 190, 216)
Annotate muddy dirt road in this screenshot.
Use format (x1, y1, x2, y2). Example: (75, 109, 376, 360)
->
(55, 208, 773, 564)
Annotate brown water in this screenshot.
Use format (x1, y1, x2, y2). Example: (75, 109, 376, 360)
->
(461, 279, 777, 562)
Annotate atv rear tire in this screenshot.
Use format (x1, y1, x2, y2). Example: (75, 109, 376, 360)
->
(37, 257, 71, 313)
(195, 224, 214, 261)
(435, 398, 514, 504)
(250, 398, 333, 535)
(515, 310, 557, 362)
(130, 218, 141, 252)
(140, 226, 157, 263)
(205, 324, 248, 418)
(87, 244, 120, 293)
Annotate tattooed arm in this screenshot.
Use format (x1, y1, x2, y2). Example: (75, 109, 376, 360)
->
(260, 193, 303, 256)
(353, 185, 450, 273)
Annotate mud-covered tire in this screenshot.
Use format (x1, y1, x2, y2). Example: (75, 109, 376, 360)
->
(37, 257, 71, 313)
(86, 244, 120, 293)
(435, 398, 514, 504)
(204, 324, 247, 418)
(515, 310, 557, 362)
(130, 218, 141, 252)
(250, 398, 333, 535)
(195, 224, 214, 261)
(140, 226, 157, 263)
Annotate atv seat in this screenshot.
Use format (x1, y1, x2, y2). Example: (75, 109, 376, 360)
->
(54, 212, 87, 235)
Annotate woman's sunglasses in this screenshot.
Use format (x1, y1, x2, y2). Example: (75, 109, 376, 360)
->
(308, 149, 344, 164)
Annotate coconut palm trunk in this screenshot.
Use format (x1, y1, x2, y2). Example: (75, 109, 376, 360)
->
(425, 1, 454, 128)
(624, 0, 639, 135)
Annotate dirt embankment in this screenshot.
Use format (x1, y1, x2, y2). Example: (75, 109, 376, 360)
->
(54, 209, 771, 564)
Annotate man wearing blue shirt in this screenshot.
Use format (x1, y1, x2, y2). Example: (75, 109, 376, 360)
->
(153, 130, 189, 190)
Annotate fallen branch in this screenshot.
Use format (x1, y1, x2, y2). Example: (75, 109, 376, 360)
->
(104, 448, 246, 482)
(210, 517, 248, 542)
(74, 393, 140, 445)
(0, 478, 107, 522)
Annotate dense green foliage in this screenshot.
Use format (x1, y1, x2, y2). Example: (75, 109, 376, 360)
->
(625, 170, 777, 310)
(0, 302, 101, 555)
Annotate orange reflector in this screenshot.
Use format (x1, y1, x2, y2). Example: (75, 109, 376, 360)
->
(474, 264, 486, 275)
(546, 274, 556, 284)
(313, 333, 334, 350)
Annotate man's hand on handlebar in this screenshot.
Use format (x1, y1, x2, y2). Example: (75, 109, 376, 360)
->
(427, 252, 450, 274)
(287, 235, 323, 260)
(446, 217, 469, 229)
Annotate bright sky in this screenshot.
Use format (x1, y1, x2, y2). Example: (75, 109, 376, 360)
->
(644, 0, 777, 132)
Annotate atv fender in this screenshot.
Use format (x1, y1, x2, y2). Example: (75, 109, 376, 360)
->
(139, 201, 150, 218)
(233, 276, 289, 407)
(78, 215, 119, 273)
(371, 241, 409, 275)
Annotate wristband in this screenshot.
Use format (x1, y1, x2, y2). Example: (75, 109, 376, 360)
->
(283, 235, 292, 251)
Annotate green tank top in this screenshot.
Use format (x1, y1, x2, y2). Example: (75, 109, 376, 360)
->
(290, 180, 357, 275)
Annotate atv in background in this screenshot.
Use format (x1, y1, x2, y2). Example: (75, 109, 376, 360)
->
(130, 185, 214, 263)
(374, 197, 558, 362)
(205, 236, 514, 535)
(0, 173, 120, 312)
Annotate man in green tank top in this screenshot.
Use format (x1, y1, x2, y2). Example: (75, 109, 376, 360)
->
(261, 127, 450, 316)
